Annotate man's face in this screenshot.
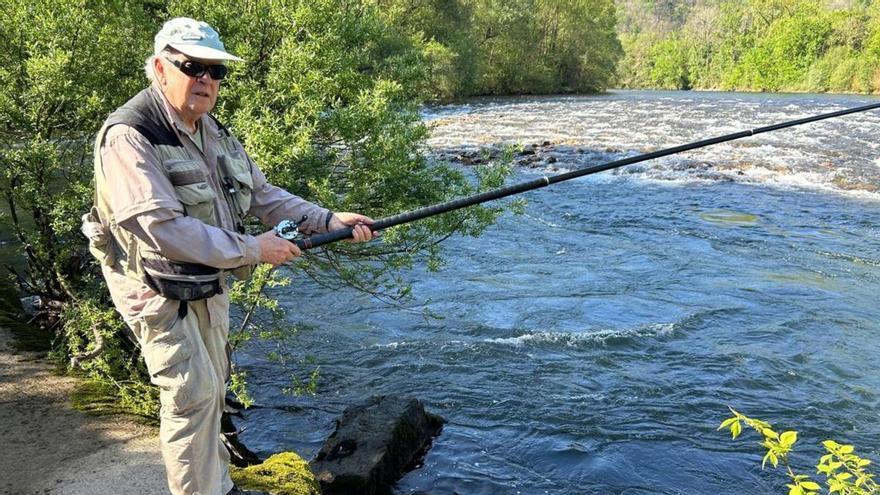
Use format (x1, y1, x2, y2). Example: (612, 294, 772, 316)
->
(155, 52, 222, 123)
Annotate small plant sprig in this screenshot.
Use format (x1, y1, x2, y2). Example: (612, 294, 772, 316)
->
(817, 440, 877, 495)
(719, 408, 878, 495)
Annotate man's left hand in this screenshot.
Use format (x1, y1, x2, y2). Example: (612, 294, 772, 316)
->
(329, 212, 378, 243)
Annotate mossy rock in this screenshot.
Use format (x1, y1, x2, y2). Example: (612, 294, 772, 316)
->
(230, 452, 322, 495)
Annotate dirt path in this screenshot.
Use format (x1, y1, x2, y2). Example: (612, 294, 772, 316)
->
(0, 327, 168, 494)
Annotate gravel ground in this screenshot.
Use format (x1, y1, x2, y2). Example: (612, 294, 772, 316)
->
(0, 327, 168, 494)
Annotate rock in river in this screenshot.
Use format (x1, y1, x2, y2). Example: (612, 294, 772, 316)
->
(310, 395, 443, 495)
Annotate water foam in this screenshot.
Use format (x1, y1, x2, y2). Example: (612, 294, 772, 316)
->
(484, 323, 677, 348)
(426, 93, 880, 200)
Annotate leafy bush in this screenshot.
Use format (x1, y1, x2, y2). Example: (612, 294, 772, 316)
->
(648, 37, 691, 89)
(1, 0, 515, 414)
(0, 0, 156, 410)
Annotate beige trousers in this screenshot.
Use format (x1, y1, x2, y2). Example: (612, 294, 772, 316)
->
(130, 299, 233, 495)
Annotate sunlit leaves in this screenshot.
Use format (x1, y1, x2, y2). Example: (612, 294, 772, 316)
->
(0, 0, 151, 300)
(720, 408, 878, 495)
(617, 0, 880, 93)
(370, 0, 621, 96)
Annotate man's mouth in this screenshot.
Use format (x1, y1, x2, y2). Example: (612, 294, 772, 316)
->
(193, 90, 210, 98)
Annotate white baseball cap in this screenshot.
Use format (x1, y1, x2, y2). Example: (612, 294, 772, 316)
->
(154, 17, 243, 62)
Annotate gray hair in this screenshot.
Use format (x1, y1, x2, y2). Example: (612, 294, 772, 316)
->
(144, 47, 179, 83)
(144, 54, 159, 83)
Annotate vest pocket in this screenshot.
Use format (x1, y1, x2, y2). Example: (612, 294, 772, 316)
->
(221, 152, 253, 214)
(164, 159, 216, 224)
(218, 153, 255, 280)
(176, 181, 217, 222)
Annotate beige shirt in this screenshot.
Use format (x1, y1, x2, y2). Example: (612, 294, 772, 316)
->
(98, 85, 332, 322)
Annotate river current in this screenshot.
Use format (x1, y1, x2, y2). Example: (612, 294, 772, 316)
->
(237, 91, 880, 494)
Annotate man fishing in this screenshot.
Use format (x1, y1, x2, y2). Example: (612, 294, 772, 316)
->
(85, 17, 375, 495)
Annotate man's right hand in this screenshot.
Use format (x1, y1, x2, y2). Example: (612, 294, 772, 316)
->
(256, 230, 301, 266)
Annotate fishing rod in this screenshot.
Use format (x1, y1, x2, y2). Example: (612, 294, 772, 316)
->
(276, 101, 880, 249)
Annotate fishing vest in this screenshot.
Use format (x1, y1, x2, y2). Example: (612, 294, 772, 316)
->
(82, 87, 254, 303)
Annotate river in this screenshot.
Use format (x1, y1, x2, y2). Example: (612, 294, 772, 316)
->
(237, 90, 880, 494)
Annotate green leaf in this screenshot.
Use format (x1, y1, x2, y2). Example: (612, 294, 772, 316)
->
(780, 431, 798, 447)
(823, 440, 840, 450)
(731, 420, 742, 439)
(763, 428, 779, 440)
(719, 417, 737, 430)
(839, 445, 854, 454)
(857, 459, 871, 467)
(800, 481, 820, 491)
(788, 485, 803, 495)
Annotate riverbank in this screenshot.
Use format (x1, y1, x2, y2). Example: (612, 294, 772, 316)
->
(0, 326, 167, 494)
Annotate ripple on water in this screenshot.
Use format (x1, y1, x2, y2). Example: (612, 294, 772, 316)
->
(482, 323, 677, 350)
(697, 209, 760, 226)
(239, 91, 880, 495)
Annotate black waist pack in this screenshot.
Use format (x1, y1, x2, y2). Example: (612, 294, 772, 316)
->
(142, 257, 222, 301)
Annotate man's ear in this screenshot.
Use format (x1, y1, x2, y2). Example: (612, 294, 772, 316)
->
(153, 56, 166, 84)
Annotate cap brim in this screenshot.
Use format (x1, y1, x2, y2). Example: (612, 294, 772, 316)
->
(168, 43, 243, 62)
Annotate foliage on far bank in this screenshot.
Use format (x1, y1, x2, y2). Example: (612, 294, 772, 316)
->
(617, 0, 880, 93)
(371, 0, 623, 98)
(720, 408, 878, 495)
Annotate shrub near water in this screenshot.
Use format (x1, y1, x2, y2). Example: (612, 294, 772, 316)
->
(0, 0, 156, 410)
(167, 0, 514, 399)
(1, 0, 514, 415)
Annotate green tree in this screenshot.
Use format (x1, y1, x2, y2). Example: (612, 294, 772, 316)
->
(735, 3, 832, 90)
(649, 36, 691, 88)
(0, 0, 159, 414)
(373, 0, 623, 96)
(616, 0, 880, 93)
(466, 0, 620, 94)
(2, 0, 516, 413)
(370, 0, 480, 98)
(0, 0, 151, 301)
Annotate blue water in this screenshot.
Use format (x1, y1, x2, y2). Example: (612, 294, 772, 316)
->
(236, 91, 880, 494)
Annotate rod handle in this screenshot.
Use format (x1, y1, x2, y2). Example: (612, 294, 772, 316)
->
(294, 226, 357, 250)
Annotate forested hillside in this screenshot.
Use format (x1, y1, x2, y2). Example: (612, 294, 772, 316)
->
(372, 0, 622, 98)
(616, 0, 880, 93)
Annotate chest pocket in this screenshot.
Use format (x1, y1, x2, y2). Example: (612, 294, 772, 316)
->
(164, 159, 217, 225)
(218, 151, 253, 218)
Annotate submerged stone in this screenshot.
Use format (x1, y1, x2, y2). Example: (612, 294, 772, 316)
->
(310, 395, 444, 495)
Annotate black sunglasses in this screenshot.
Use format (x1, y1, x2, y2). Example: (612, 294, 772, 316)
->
(164, 57, 228, 81)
